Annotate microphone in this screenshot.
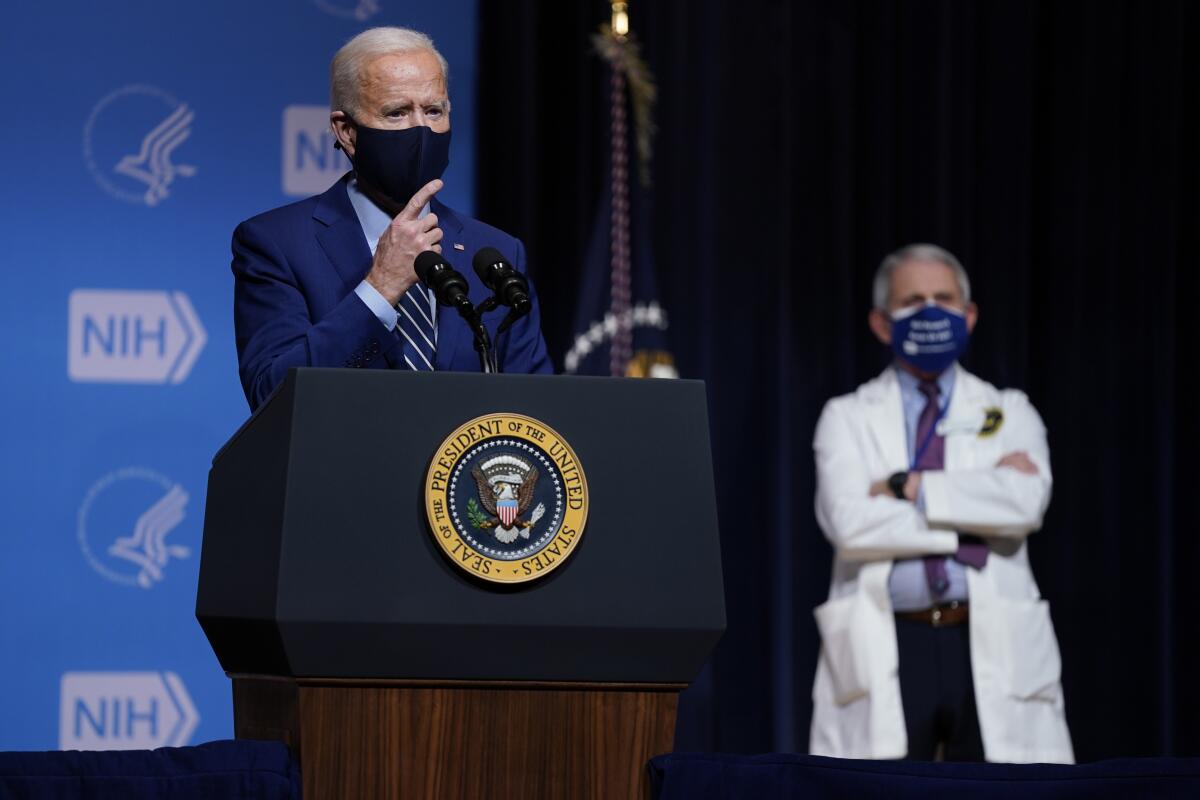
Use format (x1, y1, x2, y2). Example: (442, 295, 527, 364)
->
(472, 247, 532, 316)
(414, 250, 496, 373)
(414, 251, 473, 316)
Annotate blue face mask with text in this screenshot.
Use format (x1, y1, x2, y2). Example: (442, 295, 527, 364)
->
(890, 302, 969, 375)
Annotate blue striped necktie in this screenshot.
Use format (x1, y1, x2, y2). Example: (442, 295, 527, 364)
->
(396, 285, 436, 371)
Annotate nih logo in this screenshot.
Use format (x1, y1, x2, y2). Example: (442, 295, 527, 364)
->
(68, 290, 206, 384)
(283, 105, 346, 197)
(59, 672, 199, 750)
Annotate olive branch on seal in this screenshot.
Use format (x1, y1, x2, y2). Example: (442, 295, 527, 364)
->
(466, 497, 494, 530)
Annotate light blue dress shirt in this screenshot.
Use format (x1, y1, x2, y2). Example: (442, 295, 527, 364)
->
(346, 179, 438, 336)
(887, 364, 970, 611)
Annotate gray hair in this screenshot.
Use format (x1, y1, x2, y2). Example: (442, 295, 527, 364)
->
(872, 243, 972, 310)
(330, 27, 450, 118)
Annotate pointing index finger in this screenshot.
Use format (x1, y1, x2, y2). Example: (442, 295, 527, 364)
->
(399, 179, 444, 220)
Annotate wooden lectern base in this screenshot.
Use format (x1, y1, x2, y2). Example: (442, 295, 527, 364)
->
(232, 675, 682, 799)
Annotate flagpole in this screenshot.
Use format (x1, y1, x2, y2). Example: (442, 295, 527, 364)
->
(608, 0, 633, 376)
(565, 5, 671, 378)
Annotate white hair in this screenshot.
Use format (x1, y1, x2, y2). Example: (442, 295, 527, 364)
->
(330, 27, 450, 118)
(872, 243, 972, 310)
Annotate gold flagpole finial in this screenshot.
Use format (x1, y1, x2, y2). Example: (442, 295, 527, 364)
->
(611, 1, 629, 40)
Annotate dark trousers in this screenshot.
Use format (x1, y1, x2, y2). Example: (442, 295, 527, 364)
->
(895, 617, 986, 761)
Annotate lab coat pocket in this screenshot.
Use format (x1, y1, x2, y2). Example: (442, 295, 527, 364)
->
(814, 594, 877, 706)
(1003, 597, 1063, 702)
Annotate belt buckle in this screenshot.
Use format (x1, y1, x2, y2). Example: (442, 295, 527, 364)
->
(930, 607, 943, 627)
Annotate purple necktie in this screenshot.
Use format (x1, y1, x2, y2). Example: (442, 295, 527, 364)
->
(915, 381, 988, 598)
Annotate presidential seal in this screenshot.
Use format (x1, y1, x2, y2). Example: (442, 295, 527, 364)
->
(425, 413, 588, 584)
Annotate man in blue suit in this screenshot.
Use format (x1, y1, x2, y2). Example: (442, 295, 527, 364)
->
(232, 27, 551, 410)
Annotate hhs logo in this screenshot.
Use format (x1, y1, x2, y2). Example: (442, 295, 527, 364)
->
(68, 290, 206, 384)
(77, 468, 192, 589)
(282, 105, 346, 197)
(60, 672, 199, 750)
(83, 85, 196, 207)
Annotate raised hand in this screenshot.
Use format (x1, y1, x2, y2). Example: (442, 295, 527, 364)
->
(365, 178, 444, 305)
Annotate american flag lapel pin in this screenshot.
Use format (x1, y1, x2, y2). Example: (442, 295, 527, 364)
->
(453, 243, 465, 251)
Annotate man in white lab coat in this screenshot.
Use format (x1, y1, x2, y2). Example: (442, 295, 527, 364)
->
(808, 244, 1073, 763)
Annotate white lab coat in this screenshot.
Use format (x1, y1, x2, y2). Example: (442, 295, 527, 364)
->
(808, 365, 1074, 764)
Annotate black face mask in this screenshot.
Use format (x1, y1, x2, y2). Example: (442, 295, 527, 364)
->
(346, 118, 451, 205)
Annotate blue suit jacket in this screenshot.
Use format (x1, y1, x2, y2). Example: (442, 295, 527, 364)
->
(232, 175, 552, 409)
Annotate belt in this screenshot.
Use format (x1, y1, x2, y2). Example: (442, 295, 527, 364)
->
(895, 601, 969, 627)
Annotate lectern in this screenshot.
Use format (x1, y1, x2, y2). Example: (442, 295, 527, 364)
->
(196, 369, 725, 798)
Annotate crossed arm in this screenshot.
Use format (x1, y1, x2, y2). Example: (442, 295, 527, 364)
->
(815, 392, 1053, 562)
(867, 451, 1039, 499)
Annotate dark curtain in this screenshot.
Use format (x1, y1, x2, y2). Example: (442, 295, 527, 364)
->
(475, 0, 1199, 760)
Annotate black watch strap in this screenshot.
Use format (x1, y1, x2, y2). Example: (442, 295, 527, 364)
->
(888, 471, 909, 499)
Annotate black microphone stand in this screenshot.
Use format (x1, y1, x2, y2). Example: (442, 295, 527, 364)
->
(472, 317, 497, 374)
(470, 295, 533, 370)
(472, 297, 500, 373)
(496, 305, 530, 336)
(452, 298, 496, 373)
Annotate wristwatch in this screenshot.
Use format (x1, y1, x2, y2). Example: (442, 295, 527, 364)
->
(887, 471, 909, 499)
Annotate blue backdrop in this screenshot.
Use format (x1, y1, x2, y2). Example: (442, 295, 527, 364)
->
(0, 0, 477, 751)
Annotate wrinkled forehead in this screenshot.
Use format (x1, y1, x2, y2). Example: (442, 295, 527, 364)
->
(359, 50, 447, 100)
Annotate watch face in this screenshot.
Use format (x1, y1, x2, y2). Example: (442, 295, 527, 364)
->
(889, 472, 908, 498)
